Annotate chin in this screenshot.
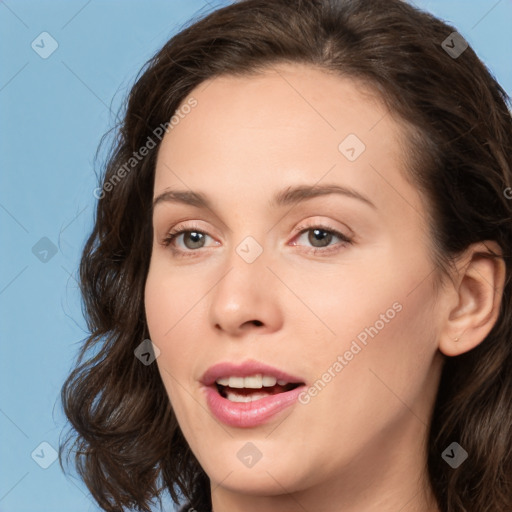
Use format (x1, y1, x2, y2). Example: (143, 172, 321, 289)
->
(193, 440, 313, 494)
(207, 463, 304, 496)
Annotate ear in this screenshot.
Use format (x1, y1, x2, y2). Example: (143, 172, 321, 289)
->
(438, 241, 506, 357)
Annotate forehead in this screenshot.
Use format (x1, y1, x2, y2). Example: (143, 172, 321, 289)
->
(154, 63, 422, 217)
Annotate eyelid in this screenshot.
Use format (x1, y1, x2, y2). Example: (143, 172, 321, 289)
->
(290, 218, 354, 242)
(160, 221, 219, 248)
(288, 223, 352, 254)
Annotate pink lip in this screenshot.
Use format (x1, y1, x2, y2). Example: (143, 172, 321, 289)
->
(200, 360, 304, 386)
(200, 360, 306, 428)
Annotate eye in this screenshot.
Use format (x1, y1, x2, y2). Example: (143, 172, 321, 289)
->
(161, 225, 217, 254)
(176, 230, 207, 249)
(161, 222, 353, 257)
(291, 225, 352, 253)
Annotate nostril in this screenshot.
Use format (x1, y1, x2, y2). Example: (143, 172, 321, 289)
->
(252, 320, 263, 327)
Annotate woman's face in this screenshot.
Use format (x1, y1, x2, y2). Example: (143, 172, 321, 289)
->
(145, 63, 445, 507)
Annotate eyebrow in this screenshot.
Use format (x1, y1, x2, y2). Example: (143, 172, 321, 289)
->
(153, 189, 209, 210)
(270, 184, 376, 209)
(152, 184, 376, 211)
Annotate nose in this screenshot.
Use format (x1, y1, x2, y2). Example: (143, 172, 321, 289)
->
(208, 246, 284, 337)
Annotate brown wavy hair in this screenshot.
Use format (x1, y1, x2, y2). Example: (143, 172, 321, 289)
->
(59, 0, 512, 510)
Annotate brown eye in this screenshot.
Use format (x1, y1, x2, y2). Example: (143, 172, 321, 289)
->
(182, 231, 206, 249)
(308, 228, 333, 248)
(162, 227, 213, 252)
(291, 224, 353, 255)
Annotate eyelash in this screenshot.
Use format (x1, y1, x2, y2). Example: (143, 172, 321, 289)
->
(161, 222, 353, 257)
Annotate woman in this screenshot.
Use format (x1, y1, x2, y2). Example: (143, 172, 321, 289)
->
(60, 0, 512, 511)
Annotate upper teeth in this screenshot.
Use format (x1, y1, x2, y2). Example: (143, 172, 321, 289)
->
(216, 374, 289, 388)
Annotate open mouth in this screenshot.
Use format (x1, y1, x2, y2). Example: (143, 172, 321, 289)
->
(202, 366, 307, 426)
(214, 375, 303, 403)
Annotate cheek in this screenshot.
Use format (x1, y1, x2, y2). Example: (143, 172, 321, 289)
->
(144, 259, 210, 390)
(292, 272, 440, 464)
(329, 266, 440, 418)
(299, 245, 440, 404)
(145, 262, 206, 423)
(144, 256, 208, 340)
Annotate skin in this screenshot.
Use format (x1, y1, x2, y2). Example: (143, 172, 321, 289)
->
(144, 63, 505, 512)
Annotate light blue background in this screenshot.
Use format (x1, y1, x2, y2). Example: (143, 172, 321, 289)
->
(1, 1, 511, 511)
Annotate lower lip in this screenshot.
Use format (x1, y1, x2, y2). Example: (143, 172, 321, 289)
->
(203, 385, 305, 428)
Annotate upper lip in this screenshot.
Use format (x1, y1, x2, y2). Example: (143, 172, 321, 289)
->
(200, 360, 305, 386)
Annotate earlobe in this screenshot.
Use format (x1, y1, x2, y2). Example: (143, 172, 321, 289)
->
(438, 241, 506, 357)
